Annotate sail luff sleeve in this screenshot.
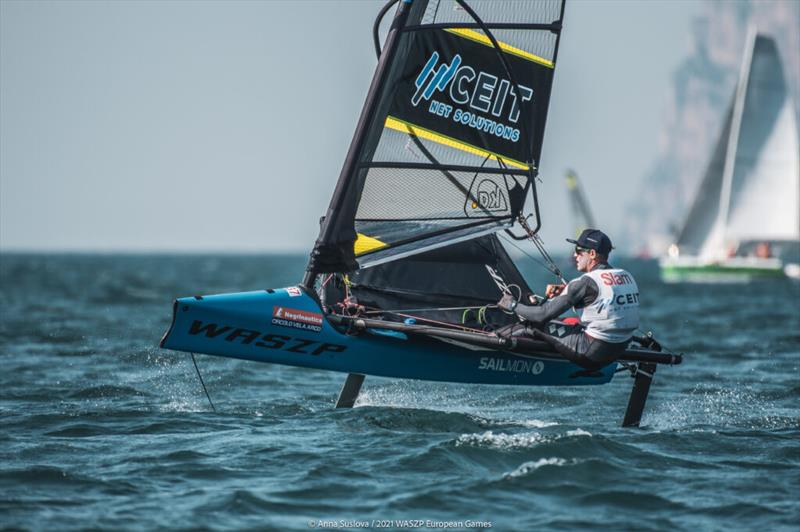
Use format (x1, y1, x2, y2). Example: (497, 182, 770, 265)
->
(305, 0, 423, 279)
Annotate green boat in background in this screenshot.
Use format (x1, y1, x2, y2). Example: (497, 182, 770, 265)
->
(660, 255, 785, 284)
(660, 31, 799, 283)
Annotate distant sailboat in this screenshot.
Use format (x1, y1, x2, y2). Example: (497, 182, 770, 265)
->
(565, 170, 596, 238)
(661, 31, 800, 283)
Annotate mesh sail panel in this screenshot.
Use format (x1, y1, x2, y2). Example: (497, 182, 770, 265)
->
(354, 165, 526, 266)
(356, 167, 525, 220)
(421, 0, 563, 26)
(310, 0, 564, 273)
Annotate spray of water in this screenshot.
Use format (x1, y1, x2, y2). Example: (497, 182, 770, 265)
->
(647, 383, 793, 431)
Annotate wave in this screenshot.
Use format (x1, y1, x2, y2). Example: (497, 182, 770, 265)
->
(347, 406, 493, 434)
(0, 466, 136, 495)
(503, 457, 571, 478)
(455, 427, 593, 450)
(67, 385, 147, 399)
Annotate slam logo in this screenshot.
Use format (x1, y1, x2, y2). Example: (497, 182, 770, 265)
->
(412, 51, 533, 125)
(468, 179, 508, 213)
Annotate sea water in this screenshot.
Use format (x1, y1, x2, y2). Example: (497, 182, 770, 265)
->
(1, 254, 798, 530)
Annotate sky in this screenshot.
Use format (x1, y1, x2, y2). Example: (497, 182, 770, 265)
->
(0, 0, 701, 254)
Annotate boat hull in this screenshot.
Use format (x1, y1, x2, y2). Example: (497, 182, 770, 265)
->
(659, 256, 785, 283)
(160, 287, 614, 386)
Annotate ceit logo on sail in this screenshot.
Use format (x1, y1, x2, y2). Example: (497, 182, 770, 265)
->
(411, 51, 533, 143)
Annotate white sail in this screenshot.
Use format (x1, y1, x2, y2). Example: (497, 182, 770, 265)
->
(725, 96, 800, 242)
(698, 32, 800, 259)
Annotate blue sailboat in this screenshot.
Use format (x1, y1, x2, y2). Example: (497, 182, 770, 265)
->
(160, 0, 681, 426)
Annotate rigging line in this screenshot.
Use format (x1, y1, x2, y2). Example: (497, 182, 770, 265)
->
(352, 307, 489, 333)
(389, 311, 489, 333)
(356, 303, 491, 332)
(471, 153, 492, 184)
(373, 0, 400, 58)
(364, 304, 492, 314)
(498, 232, 561, 279)
(190, 353, 216, 412)
(498, 234, 552, 271)
(519, 215, 566, 282)
(534, 234, 562, 279)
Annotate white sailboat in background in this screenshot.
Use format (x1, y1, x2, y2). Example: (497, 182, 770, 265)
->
(661, 30, 800, 283)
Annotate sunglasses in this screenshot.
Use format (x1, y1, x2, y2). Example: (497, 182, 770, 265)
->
(574, 246, 591, 254)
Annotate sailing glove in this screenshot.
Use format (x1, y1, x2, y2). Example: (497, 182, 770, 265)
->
(545, 283, 566, 299)
(497, 293, 518, 312)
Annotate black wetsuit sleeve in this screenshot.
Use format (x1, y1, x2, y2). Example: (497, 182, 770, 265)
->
(514, 276, 599, 325)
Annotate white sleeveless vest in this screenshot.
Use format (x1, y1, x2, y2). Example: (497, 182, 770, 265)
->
(578, 268, 640, 343)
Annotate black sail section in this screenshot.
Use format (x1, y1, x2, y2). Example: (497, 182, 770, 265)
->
(323, 233, 531, 327)
(307, 0, 565, 277)
(387, 27, 554, 169)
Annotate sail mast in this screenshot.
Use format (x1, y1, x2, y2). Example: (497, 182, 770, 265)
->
(303, 0, 416, 287)
(707, 27, 756, 259)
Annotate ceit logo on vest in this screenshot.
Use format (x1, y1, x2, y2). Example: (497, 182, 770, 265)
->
(579, 268, 640, 343)
(411, 51, 533, 142)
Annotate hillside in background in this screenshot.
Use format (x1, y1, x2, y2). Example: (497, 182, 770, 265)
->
(622, 0, 799, 256)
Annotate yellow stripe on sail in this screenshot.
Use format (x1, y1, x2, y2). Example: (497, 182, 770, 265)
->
(384, 116, 529, 171)
(444, 28, 555, 69)
(354, 233, 387, 256)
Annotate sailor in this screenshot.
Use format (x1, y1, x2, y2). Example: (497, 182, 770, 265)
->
(497, 229, 640, 370)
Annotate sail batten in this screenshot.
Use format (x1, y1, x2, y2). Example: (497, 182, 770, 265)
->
(362, 161, 528, 175)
